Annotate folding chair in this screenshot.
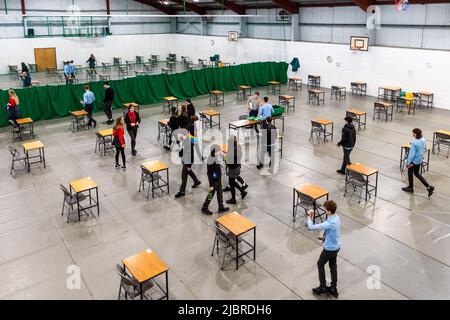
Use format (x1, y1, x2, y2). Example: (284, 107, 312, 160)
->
(139, 165, 162, 199)
(59, 184, 87, 223)
(435, 132, 450, 158)
(95, 132, 113, 156)
(293, 192, 324, 223)
(345, 170, 369, 203)
(8, 145, 27, 175)
(116, 264, 154, 300)
(309, 121, 326, 143)
(211, 224, 242, 270)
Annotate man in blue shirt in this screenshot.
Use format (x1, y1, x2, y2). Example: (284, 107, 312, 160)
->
(402, 128, 434, 197)
(80, 85, 97, 127)
(68, 60, 76, 80)
(258, 96, 273, 120)
(307, 200, 341, 298)
(63, 62, 72, 84)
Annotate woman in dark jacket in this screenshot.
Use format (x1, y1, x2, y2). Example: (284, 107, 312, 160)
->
(124, 105, 141, 156)
(225, 136, 248, 204)
(201, 145, 229, 215)
(165, 106, 180, 150)
(86, 53, 97, 73)
(178, 104, 189, 129)
(336, 116, 356, 174)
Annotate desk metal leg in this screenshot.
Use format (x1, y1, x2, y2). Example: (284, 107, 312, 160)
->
(165, 271, 169, 300)
(26, 151, 30, 172)
(253, 228, 256, 261)
(375, 172, 378, 197)
(292, 189, 296, 220)
(365, 178, 369, 202)
(167, 168, 170, 194)
(76, 192, 81, 221)
(236, 235, 239, 270)
(432, 133, 436, 154)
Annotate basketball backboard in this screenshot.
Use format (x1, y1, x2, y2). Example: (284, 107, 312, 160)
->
(350, 36, 369, 51)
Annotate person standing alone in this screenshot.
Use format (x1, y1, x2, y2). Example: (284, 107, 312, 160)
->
(103, 81, 115, 125)
(113, 117, 126, 171)
(124, 105, 141, 156)
(307, 200, 341, 298)
(402, 128, 434, 197)
(336, 116, 356, 175)
(80, 85, 97, 128)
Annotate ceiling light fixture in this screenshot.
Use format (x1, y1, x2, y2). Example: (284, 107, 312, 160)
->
(163, 1, 169, 5)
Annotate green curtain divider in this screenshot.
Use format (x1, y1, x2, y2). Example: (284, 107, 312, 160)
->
(0, 61, 288, 127)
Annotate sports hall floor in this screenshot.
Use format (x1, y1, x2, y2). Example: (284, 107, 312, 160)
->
(0, 85, 449, 300)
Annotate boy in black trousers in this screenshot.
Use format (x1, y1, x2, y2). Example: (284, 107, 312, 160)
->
(103, 81, 115, 125)
(336, 116, 356, 175)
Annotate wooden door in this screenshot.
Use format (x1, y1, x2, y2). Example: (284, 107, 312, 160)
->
(34, 47, 57, 72)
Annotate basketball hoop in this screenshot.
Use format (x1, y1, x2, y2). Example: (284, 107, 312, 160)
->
(395, 0, 409, 11)
(227, 31, 238, 42)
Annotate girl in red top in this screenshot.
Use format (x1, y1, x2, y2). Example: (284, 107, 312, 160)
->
(113, 117, 126, 170)
(6, 89, 20, 128)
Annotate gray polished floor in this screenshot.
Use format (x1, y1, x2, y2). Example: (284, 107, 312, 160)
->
(0, 84, 449, 300)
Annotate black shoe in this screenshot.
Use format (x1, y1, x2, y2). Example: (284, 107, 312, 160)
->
(241, 191, 248, 200)
(163, 146, 170, 151)
(132, 151, 137, 156)
(402, 187, 414, 193)
(223, 185, 231, 192)
(336, 170, 345, 175)
(175, 192, 185, 198)
(121, 166, 127, 171)
(94, 122, 97, 128)
(312, 286, 329, 296)
(242, 183, 248, 190)
(218, 207, 230, 213)
(256, 164, 263, 170)
(192, 181, 201, 188)
(226, 199, 237, 204)
(201, 208, 213, 215)
(427, 186, 434, 197)
(327, 286, 339, 298)
(115, 164, 121, 169)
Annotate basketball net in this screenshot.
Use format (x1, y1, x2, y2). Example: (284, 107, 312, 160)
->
(395, 0, 409, 11)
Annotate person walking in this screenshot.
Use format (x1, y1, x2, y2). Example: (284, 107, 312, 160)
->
(336, 116, 356, 175)
(225, 136, 248, 204)
(257, 117, 277, 171)
(103, 81, 115, 125)
(174, 130, 201, 199)
(201, 145, 229, 215)
(80, 85, 97, 128)
(307, 200, 341, 298)
(248, 91, 261, 133)
(5, 89, 20, 129)
(86, 53, 97, 74)
(113, 117, 126, 171)
(124, 104, 141, 156)
(402, 128, 434, 197)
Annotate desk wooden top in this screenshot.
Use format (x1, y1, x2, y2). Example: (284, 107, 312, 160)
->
(163, 96, 178, 101)
(313, 118, 333, 126)
(229, 119, 258, 128)
(98, 73, 110, 78)
(375, 101, 394, 107)
(435, 129, 450, 137)
(97, 128, 113, 137)
(417, 91, 433, 96)
(332, 85, 346, 89)
(402, 143, 429, 151)
(135, 70, 145, 74)
(159, 118, 169, 126)
(210, 90, 224, 95)
(142, 160, 169, 173)
(346, 109, 366, 116)
(295, 183, 329, 200)
(201, 109, 221, 117)
(279, 95, 295, 100)
(308, 89, 324, 94)
(308, 75, 320, 78)
(70, 177, 97, 193)
(216, 211, 256, 237)
(16, 118, 33, 125)
(268, 81, 280, 85)
(289, 77, 301, 81)
(123, 249, 169, 283)
(22, 140, 44, 151)
(379, 86, 401, 91)
(352, 81, 367, 85)
(70, 110, 88, 116)
(123, 102, 139, 108)
(239, 85, 251, 89)
(347, 163, 378, 176)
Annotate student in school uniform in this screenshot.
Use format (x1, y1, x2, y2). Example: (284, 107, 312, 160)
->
(80, 85, 97, 128)
(247, 91, 261, 133)
(124, 105, 141, 156)
(113, 117, 126, 171)
(5, 89, 20, 129)
(165, 106, 180, 150)
(69, 60, 76, 80)
(402, 128, 435, 197)
(307, 200, 341, 298)
(174, 130, 201, 199)
(178, 104, 189, 129)
(336, 116, 356, 175)
(63, 62, 72, 84)
(186, 98, 196, 120)
(201, 145, 229, 215)
(224, 136, 248, 204)
(257, 117, 277, 171)
(258, 96, 274, 121)
(103, 81, 115, 125)
(86, 53, 97, 74)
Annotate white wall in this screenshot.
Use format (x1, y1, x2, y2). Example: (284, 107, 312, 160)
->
(1, 33, 449, 110)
